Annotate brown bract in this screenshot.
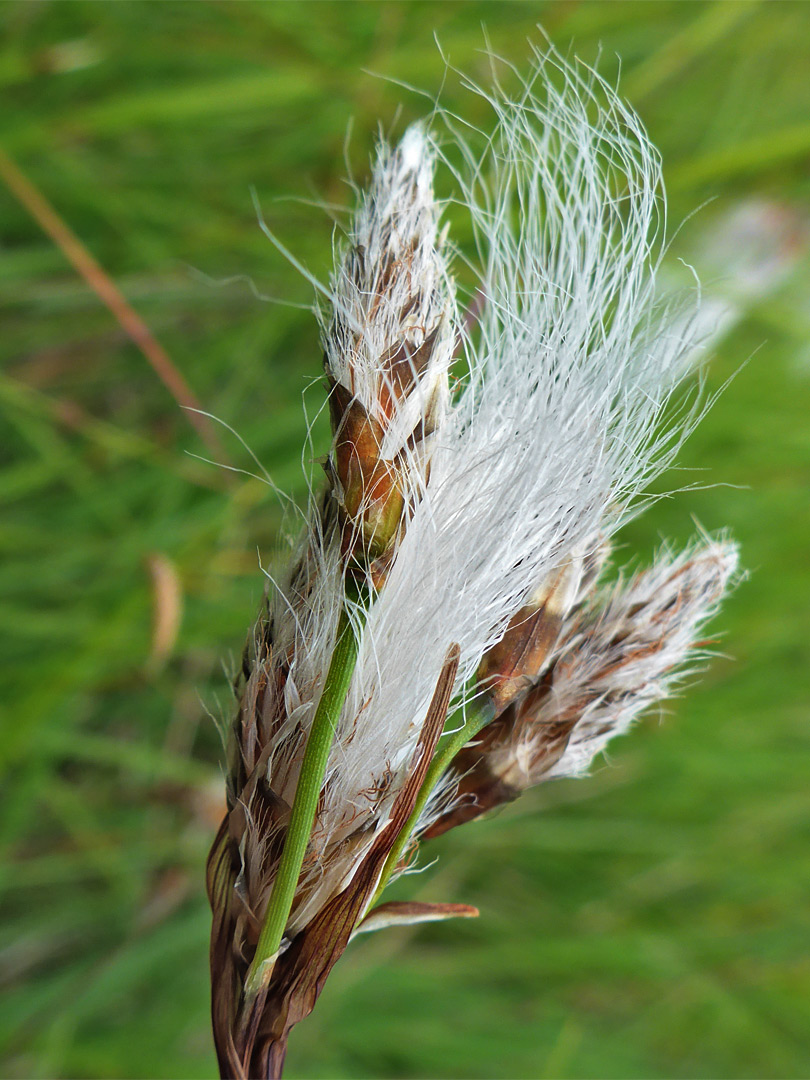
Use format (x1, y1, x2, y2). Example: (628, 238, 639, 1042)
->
(327, 379, 405, 564)
(325, 320, 448, 584)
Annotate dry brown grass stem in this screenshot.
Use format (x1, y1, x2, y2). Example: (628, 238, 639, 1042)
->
(0, 145, 228, 461)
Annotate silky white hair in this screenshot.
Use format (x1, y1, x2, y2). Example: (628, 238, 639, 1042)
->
(279, 49, 719, 925)
(325, 58, 701, 801)
(242, 47, 733, 936)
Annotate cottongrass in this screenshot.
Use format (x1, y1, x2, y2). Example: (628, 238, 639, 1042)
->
(207, 44, 739, 1080)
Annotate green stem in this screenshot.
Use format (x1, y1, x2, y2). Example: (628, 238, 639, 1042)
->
(370, 698, 493, 907)
(246, 598, 363, 997)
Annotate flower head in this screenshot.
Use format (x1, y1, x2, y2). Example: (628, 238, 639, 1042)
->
(207, 44, 739, 1078)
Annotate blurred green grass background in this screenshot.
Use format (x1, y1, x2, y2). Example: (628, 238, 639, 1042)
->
(1, 2, 809, 1077)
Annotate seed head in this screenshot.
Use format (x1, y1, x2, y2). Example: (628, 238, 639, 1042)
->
(207, 44, 740, 1078)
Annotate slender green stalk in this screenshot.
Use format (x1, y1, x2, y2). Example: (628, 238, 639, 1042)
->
(370, 698, 493, 907)
(245, 599, 364, 997)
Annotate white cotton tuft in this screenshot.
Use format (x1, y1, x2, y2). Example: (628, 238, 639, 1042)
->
(315, 49, 711, 863)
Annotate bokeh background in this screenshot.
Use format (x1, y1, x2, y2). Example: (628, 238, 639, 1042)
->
(2, 2, 809, 1077)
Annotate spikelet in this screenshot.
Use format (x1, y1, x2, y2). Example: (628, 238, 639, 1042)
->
(322, 124, 456, 581)
(542, 536, 740, 780)
(422, 537, 739, 839)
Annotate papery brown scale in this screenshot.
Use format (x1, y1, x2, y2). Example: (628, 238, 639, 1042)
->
(328, 381, 406, 561)
(476, 551, 608, 717)
(370, 251, 400, 308)
(478, 602, 563, 717)
(378, 325, 442, 412)
(207, 818, 250, 1080)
